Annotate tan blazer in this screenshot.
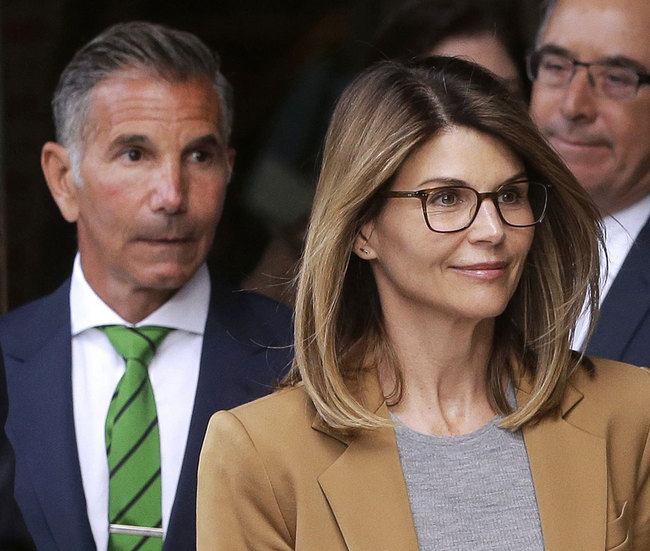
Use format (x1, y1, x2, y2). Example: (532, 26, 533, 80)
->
(198, 358, 650, 550)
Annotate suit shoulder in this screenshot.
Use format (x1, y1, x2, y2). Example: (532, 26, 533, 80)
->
(0, 282, 70, 355)
(209, 282, 293, 345)
(230, 385, 313, 429)
(574, 357, 650, 401)
(568, 357, 650, 430)
(207, 385, 343, 476)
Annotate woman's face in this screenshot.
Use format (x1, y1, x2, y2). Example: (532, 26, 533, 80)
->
(357, 126, 534, 324)
(429, 32, 522, 97)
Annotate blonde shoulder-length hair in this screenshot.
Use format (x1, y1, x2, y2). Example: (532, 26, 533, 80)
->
(286, 56, 603, 432)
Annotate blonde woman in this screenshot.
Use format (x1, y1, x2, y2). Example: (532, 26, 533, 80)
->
(198, 57, 650, 550)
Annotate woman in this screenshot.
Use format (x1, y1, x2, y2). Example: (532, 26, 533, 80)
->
(198, 57, 650, 550)
(372, 0, 530, 98)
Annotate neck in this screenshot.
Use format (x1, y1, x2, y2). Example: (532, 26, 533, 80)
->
(81, 266, 177, 324)
(101, 287, 176, 324)
(380, 305, 498, 436)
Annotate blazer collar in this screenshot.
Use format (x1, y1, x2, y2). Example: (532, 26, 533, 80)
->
(516, 377, 607, 551)
(312, 371, 420, 550)
(312, 369, 607, 551)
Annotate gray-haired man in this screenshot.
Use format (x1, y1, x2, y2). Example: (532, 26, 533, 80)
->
(0, 21, 292, 551)
(529, 0, 650, 363)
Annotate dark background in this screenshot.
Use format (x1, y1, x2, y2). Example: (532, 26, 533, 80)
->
(0, 0, 542, 312)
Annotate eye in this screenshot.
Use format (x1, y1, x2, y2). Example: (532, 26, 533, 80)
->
(601, 66, 637, 87)
(122, 148, 143, 162)
(190, 150, 212, 163)
(540, 54, 571, 74)
(498, 186, 526, 205)
(427, 188, 463, 208)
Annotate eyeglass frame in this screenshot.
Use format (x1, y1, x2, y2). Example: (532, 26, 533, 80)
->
(380, 180, 552, 234)
(526, 47, 650, 100)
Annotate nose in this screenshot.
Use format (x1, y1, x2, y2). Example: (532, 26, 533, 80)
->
(150, 159, 186, 214)
(560, 66, 598, 123)
(467, 198, 505, 244)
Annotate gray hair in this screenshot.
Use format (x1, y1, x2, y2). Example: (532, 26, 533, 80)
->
(52, 21, 233, 176)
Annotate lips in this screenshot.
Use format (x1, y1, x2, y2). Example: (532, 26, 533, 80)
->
(544, 127, 612, 162)
(451, 261, 508, 280)
(137, 238, 194, 250)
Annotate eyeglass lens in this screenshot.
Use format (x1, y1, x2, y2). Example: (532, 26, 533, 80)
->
(424, 181, 547, 232)
(531, 52, 641, 100)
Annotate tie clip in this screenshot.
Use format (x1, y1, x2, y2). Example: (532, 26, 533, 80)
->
(110, 524, 163, 538)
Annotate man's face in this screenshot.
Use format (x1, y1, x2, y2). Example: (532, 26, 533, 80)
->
(69, 71, 231, 303)
(529, 0, 650, 214)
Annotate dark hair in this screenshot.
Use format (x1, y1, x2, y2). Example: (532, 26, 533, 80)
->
(289, 56, 602, 431)
(372, 0, 529, 98)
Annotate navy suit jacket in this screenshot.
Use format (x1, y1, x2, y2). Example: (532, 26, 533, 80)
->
(0, 279, 293, 551)
(0, 347, 35, 551)
(587, 214, 650, 366)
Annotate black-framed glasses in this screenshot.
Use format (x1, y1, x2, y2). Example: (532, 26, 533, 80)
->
(382, 180, 551, 233)
(527, 49, 650, 100)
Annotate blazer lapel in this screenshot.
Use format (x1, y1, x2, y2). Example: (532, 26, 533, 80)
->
(5, 289, 95, 550)
(314, 373, 420, 551)
(588, 215, 650, 360)
(519, 383, 607, 551)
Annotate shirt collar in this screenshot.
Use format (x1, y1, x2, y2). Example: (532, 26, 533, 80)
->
(70, 253, 210, 336)
(603, 193, 650, 251)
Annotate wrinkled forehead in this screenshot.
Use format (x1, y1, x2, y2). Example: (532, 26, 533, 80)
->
(82, 69, 222, 143)
(540, 0, 650, 67)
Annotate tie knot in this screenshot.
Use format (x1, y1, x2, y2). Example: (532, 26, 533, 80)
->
(98, 325, 171, 367)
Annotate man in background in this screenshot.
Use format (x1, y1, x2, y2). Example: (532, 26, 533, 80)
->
(528, 0, 650, 363)
(0, 22, 291, 550)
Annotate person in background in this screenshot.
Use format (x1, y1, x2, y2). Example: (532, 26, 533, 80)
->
(243, 0, 531, 308)
(372, 0, 530, 99)
(0, 21, 291, 551)
(198, 57, 650, 550)
(528, 0, 650, 363)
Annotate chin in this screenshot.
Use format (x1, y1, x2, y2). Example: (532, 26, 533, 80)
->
(137, 263, 199, 291)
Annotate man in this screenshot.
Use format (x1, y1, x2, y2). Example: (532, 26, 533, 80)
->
(0, 22, 292, 551)
(528, 0, 650, 364)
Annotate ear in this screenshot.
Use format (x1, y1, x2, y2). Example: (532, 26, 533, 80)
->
(226, 147, 236, 184)
(353, 221, 378, 260)
(41, 142, 80, 223)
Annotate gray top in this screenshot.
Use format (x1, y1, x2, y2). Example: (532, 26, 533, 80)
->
(393, 400, 545, 550)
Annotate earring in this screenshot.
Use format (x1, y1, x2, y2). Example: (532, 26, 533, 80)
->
(360, 248, 369, 255)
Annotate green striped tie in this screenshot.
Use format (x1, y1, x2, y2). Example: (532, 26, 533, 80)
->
(99, 325, 172, 551)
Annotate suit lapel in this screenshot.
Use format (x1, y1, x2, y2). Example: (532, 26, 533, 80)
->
(165, 283, 291, 550)
(313, 372, 419, 551)
(164, 295, 226, 550)
(5, 284, 95, 550)
(588, 215, 650, 360)
(317, 414, 420, 550)
(518, 384, 607, 551)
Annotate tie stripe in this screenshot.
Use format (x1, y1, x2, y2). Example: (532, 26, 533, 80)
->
(99, 325, 171, 551)
(109, 419, 158, 477)
(111, 377, 151, 425)
(112, 467, 162, 524)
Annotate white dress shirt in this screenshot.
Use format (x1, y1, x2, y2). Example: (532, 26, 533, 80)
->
(572, 195, 650, 350)
(70, 255, 209, 550)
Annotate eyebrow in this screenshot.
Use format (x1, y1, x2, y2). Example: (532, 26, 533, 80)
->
(416, 171, 528, 189)
(182, 133, 221, 154)
(110, 134, 151, 149)
(538, 44, 648, 73)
